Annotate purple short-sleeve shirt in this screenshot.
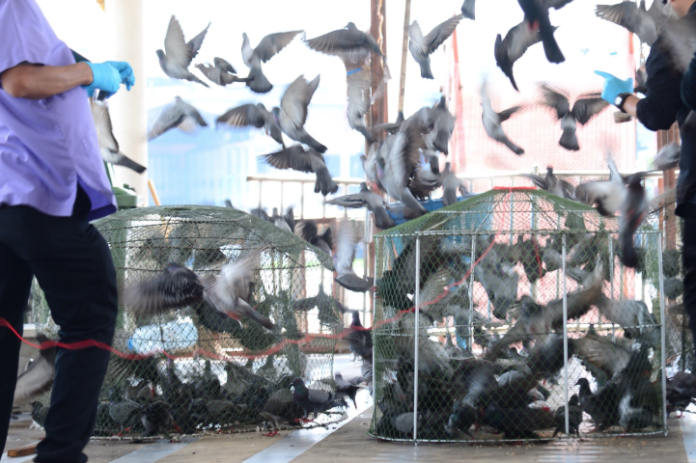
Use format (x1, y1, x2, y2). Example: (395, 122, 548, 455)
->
(0, 0, 116, 221)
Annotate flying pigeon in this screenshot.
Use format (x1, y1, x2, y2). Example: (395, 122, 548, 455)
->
(90, 100, 146, 173)
(439, 162, 468, 207)
(335, 220, 374, 292)
(408, 15, 463, 79)
(216, 103, 284, 147)
(344, 310, 373, 361)
(276, 75, 327, 153)
(196, 57, 254, 86)
(651, 143, 680, 171)
(291, 378, 346, 419)
(522, 166, 575, 199)
(261, 145, 337, 196)
(13, 335, 56, 407)
(242, 30, 303, 93)
(325, 182, 396, 230)
(147, 96, 208, 141)
(461, 0, 476, 19)
(540, 85, 609, 151)
(156, 15, 210, 87)
(596, 0, 677, 46)
(574, 155, 625, 216)
(619, 173, 648, 268)
(517, 0, 574, 64)
(495, 21, 545, 91)
(296, 220, 333, 255)
(480, 82, 525, 154)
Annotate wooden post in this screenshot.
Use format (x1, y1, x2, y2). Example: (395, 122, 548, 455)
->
(370, 0, 388, 138)
(657, 124, 679, 250)
(398, 0, 411, 113)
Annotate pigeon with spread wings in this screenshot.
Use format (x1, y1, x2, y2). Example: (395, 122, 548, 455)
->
(156, 15, 210, 87)
(242, 30, 304, 93)
(261, 145, 338, 196)
(197, 57, 254, 87)
(91, 100, 146, 173)
(409, 15, 463, 79)
(148, 96, 208, 141)
(216, 103, 284, 147)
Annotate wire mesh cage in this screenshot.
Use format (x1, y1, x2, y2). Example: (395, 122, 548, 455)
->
(32, 205, 345, 436)
(368, 188, 668, 442)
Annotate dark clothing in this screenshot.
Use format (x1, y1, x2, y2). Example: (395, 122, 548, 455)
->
(637, 2, 696, 218)
(682, 50, 696, 112)
(684, 219, 696, 353)
(0, 188, 117, 463)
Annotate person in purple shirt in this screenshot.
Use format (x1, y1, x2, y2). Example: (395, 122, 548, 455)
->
(0, 1, 135, 461)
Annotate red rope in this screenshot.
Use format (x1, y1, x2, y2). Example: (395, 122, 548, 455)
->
(0, 194, 508, 362)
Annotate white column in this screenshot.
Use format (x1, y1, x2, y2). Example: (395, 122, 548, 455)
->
(105, 0, 148, 206)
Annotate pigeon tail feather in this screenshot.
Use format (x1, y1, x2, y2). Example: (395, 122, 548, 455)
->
(559, 128, 579, 151)
(247, 65, 273, 94)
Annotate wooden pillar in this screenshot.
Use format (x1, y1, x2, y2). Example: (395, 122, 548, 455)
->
(398, 0, 411, 113)
(658, 124, 680, 249)
(370, 0, 388, 137)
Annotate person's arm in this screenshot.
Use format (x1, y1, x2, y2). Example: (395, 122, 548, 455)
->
(0, 62, 93, 100)
(682, 51, 696, 112)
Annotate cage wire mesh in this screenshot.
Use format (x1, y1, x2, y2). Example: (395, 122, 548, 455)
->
(368, 188, 667, 442)
(32, 205, 347, 436)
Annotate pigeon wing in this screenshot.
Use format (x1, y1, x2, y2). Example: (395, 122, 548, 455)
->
(254, 31, 303, 62)
(147, 106, 185, 140)
(596, 2, 656, 45)
(164, 16, 191, 67)
(213, 57, 236, 74)
(262, 145, 319, 174)
(658, 14, 696, 73)
(185, 22, 210, 65)
(540, 85, 570, 119)
(336, 221, 359, 275)
(217, 104, 265, 128)
(574, 330, 631, 378)
(13, 335, 56, 406)
(503, 21, 543, 63)
(423, 14, 463, 54)
(281, 75, 320, 127)
(572, 97, 609, 125)
(90, 100, 119, 152)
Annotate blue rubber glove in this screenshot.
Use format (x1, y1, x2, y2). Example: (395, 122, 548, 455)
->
(594, 70, 634, 104)
(106, 61, 136, 90)
(82, 62, 122, 98)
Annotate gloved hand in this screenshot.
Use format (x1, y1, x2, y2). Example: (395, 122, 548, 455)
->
(106, 61, 136, 90)
(594, 70, 634, 104)
(82, 62, 122, 98)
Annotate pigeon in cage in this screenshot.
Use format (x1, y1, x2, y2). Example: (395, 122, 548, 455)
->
(196, 57, 253, 87)
(90, 100, 146, 174)
(396, 313, 454, 378)
(261, 395, 306, 434)
(494, 21, 545, 92)
(125, 256, 275, 330)
(141, 401, 174, 438)
(480, 81, 525, 153)
(335, 220, 374, 293)
(376, 411, 420, 439)
(408, 14, 463, 80)
(334, 372, 368, 408)
(13, 334, 56, 408)
(109, 397, 143, 435)
(325, 182, 396, 230)
(595, 0, 677, 46)
(552, 394, 583, 437)
(293, 285, 347, 329)
(539, 84, 609, 151)
(290, 378, 346, 420)
(516, 235, 547, 283)
(574, 328, 632, 382)
(242, 30, 303, 93)
(344, 311, 373, 362)
(517, 0, 574, 64)
(31, 401, 48, 429)
(666, 372, 696, 417)
(595, 296, 660, 347)
(156, 16, 210, 87)
(216, 103, 285, 147)
(521, 166, 575, 199)
(474, 251, 519, 321)
(194, 300, 243, 335)
(483, 405, 556, 439)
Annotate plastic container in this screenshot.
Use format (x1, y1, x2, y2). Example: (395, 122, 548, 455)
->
(128, 321, 198, 355)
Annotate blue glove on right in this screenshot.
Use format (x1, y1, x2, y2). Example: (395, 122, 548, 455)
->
(82, 62, 122, 98)
(594, 70, 634, 104)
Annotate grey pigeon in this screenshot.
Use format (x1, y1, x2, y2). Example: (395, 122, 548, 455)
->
(540, 85, 609, 151)
(148, 96, 208, 141)
(517, 0, 574, 64)
(651, 143, 680, 171)
(376, 110, 405, 135)
(90, 100, 146, 173)
(575, 154, 625, 216)
(619, 173, 648, 268)
(196, 57, 253, 87)
(595, 297, 659, 346)
(109, 398, 142, 435)
(291, 378, 345, 419)
(31, 401, 48, 428)
(271, 207, 295, 232)
(345, 311, 373, 361)
(13, 335, 56, 407)
(305, 23, 390, 77)
(261, 145, 337, 196)
(481, 82, 524, 154)
(325, 182, 396, 230)
(335, 220, 374, 293)
(439, 162, 468, 207)
(522, 166, 575, 199)
(334, 372, 366, 408)
(156, 15, 210, 87)
(216, 103, 284, 147)
(277, 75, 327, 153)
(242, 30, 303, 94)
(596, 0, 677, 46)
(495, 21, 545, 91)
(141, 401, 174, 438)
(297, 220, 333, 255)
(461, 0, 476, 19)
(408, 154, 441, 200)
(409, 15, 463, 79)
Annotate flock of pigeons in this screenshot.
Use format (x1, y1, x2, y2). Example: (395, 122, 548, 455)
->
(22, 0, 696, 440)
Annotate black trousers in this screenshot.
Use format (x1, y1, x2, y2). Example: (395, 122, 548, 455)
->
(684, 218, 696, 359)
(0, 188, 117, 463)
